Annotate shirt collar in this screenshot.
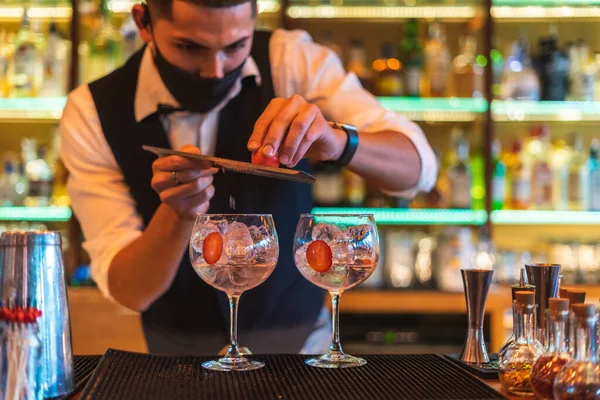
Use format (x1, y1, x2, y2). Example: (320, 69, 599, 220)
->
(134, 45, 262, 122)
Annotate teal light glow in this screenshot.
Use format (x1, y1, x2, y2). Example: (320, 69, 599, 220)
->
(312, 208, 488, 226)
(0, 97, 67, 120)
(491, 210, 600, 224)
(0, 207, 72, 222)
(492, 100, 600, 121)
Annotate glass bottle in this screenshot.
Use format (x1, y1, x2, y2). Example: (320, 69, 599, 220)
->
(453, 35, 484, 98)
(509, 140, 532, 210)
(423, 22, 450, 97)
(588, 139, 600, 211)
(373, 42, 403, 97)
(535, 32, 569, 101)
(498, 268, 536, 359)
(500, 38, 541, 101)
(567, 136, 588, 211)
(342, 169, 366, 208)
(531, 298, 571, 400)
(528, 125, 553, 210)
(346, 39, 373, 93)
(82, 0, 120, 83)
(492, 139, 507, 211)
(554, 304, 600, 400)
(448, 137, 472, 209)
(551, 138, 572, 211)
(595, 52, 600, 102)
(0, 29, 13, 98)
(499, 291, 544, 397)
(399, 19, 423, 98)
(39, 21, 68, 97)
(12, 12, 42, 97)
(312, 164, 343, 207)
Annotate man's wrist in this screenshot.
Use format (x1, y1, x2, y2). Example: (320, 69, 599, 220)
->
(330, 127, 348, 161)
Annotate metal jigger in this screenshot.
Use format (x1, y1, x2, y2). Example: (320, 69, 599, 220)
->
(460, 268, 494, 365)
(524, 263, 560, 346)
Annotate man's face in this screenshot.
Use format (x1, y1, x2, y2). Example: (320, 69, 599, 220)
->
(136, 1, 255, 79)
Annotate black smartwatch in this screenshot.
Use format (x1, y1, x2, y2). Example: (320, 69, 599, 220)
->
(321, 121, 359, 167)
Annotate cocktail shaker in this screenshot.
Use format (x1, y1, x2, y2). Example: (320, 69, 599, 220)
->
(460, 268, 493, 365)
(525, 263, 560, 346)
(0, 231, 74, 398)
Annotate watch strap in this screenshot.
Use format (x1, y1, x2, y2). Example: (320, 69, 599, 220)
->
(321, 122, 359, 168)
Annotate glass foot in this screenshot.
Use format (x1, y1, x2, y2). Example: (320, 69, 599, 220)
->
(202, 356, 264, 372)
(305, 352, 366, 369)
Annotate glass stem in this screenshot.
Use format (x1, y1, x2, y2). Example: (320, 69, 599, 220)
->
(329, 292, 343, 354)
(227, 294, 241, 358)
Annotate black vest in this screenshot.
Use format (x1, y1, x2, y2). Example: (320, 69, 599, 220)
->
(88, 31, 324, 355)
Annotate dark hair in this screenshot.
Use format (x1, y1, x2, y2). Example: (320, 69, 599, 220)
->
(146, 0, 257, 19)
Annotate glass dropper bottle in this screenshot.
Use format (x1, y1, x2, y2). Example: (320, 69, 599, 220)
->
(554, 304, 600, 400)
(498, 268, 536, 359)
(499, 291, 545, 397)
(530, 298, 571, 399)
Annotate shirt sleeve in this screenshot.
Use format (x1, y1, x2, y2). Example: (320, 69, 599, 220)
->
(269, 29, 438, 198)
(59, 84, 143, 307)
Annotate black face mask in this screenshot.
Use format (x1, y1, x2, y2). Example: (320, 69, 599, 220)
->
(152, 43, 246, 114)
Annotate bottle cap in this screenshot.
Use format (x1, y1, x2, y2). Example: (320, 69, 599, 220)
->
(549, 298, 569, 312)
(567, 290, 586, 306)
(573, 304, 596, 319)
(516, 291, 535, 305)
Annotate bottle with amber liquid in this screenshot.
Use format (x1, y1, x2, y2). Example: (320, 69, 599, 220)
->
(531, 298, 571, 400)
(499, 291, 544, 397)
(373, 42, 403, 97)
(554, 304, 600, 400)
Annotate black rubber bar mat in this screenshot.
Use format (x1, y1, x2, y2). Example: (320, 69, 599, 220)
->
(53, 355, 103, 400)
(80, 349, 506, 400)
(444, 353, 499, 380)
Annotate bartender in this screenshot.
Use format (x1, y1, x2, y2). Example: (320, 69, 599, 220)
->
(59, 0, 437, 355)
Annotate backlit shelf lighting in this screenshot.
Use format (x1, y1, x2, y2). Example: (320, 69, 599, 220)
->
(312, 208, 488, 226)
(0, 6, 72, 20)
(107, 0, 279, 13)
(492, 5, 600, 19)
(491, 210, 600, 225)
(378, 97, 487, 122)
(0, 207, 72, 222)
(0, 97, 66, 121)
(492, 100, 600, 122)
(286, 5, 477, 19)
(494, 0, 600, 5)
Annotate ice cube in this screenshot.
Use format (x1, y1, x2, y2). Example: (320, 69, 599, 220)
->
(311, 223, 343, 244)
(190, 223, 220, 265)
(215, 219, 229, 235)
(294, 244, 318, 276)
(328, 265, 349, 287)
(223, 222, 254, 263)
(344, 225, 376, 264)
(249, 226, 278, 265)
(331, 240, 354, 265)
(228, 266, 254, 288)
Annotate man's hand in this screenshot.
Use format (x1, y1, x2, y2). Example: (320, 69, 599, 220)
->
(247, 95, 347, 167)
(151, 144, 217, 220)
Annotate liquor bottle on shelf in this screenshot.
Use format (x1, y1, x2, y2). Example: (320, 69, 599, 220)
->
(550, 138, 572, 211)
(588, 139, 600, 211)
(508, 140, 531, 210)
(0, 161, 17, 206)
(492, 139, 507, 211)
(500, 38, 541, 101)
(119, 15, 143, 63)
(0, 30, 13, 98)
(39, 21, 68, 97)
(346, 39, 372, 93)
(372, 42, 403, 97)
(490, 41, 504, 99)
(566, 136, 588, 211)
(448, 136, 472, 209)
(12, 11, 43, 97)
(399, 19, 423, 98)
(21, 138, 53, 207)
(527, 125, 553, 210)
(453, 35, 484, 98)
(534, 30, 569, 101)
(470, 147, 485, 211)
(342, 169, 366, 208)
(312, 164, 343, 207)
(568, 39, 596, 102)
(81, 0, 120, 84)
(595, 52, 600, 102)
(423, 22, 450, 98)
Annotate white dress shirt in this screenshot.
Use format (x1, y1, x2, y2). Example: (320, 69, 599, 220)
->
(59, 28, 438, 304)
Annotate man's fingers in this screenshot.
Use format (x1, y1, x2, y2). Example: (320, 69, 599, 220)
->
(248, 98, 286, 152)
(176, 185, 216, 217)
(159, 176, 214, 204)
(261, 95, 305, 158)
(289, 123, 322, 167)
(151, 168, 218, 192)
(280, 103, 318, 166)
